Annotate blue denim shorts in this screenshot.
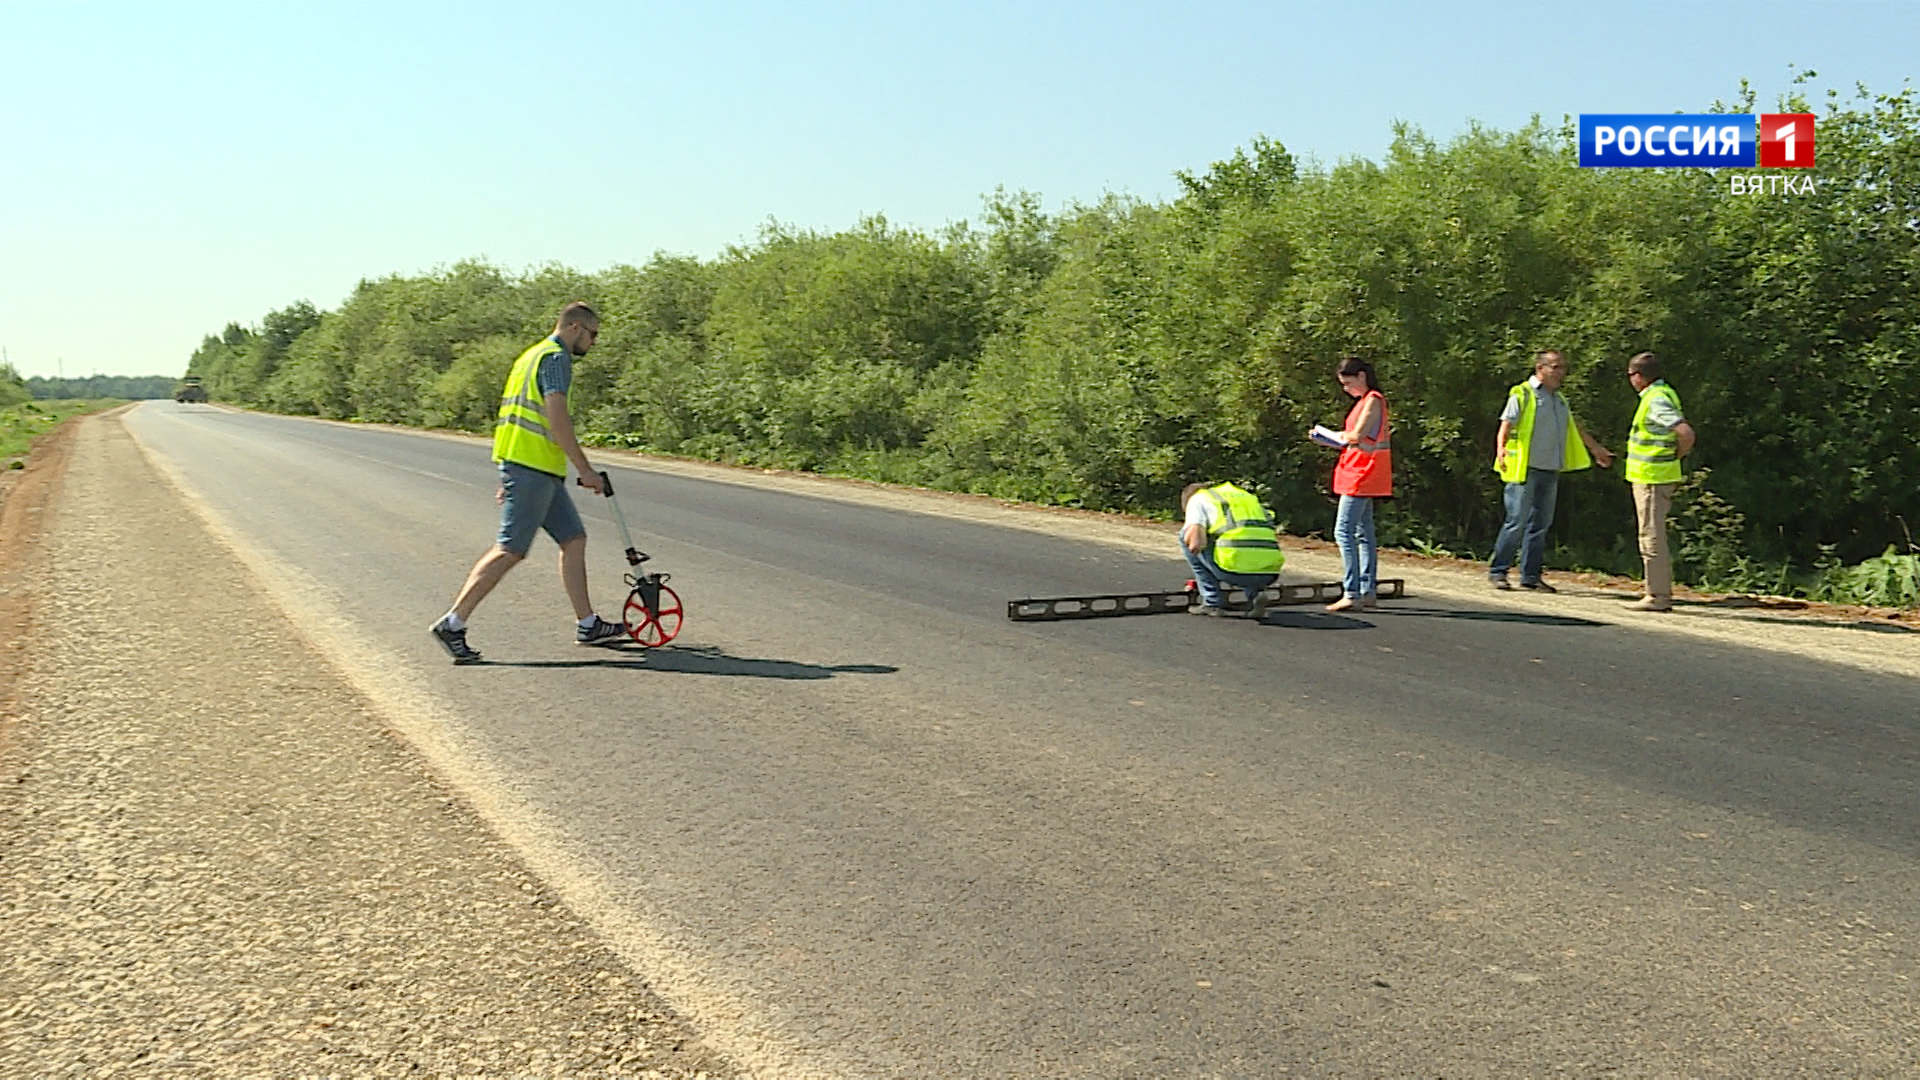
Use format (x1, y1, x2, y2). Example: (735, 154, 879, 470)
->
(496, 461, 585, 556)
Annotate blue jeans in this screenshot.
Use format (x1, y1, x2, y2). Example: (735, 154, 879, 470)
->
(1334, 495, 1378, 599)
(1182, 544, 1277, 609)
(1488, 467, 1560, 584)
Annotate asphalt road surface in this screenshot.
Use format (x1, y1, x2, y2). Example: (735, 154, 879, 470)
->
(123, 402, 1920, 1078)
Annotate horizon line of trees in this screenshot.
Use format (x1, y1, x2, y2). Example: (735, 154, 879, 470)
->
(185, 78, 1919, 589)
(1, 365, 182, 405)
(25, 374, 179, 400)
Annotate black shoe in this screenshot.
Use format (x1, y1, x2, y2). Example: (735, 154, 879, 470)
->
(576, 615, 629, 646)
(1520, 580, 1559, 594)
(1490, 577, 1514, 591)
(430, 617, 482, 665)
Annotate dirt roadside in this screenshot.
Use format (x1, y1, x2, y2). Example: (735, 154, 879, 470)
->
(0, 413, 738, 1076)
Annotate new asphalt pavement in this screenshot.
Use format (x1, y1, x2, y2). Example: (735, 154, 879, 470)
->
(121, 402, 1920, 1078)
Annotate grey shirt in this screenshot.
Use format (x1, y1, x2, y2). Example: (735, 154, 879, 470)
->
(1500, 375, 1570, 472)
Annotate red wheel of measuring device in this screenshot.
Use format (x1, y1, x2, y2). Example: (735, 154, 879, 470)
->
(623, 582, 684, 647)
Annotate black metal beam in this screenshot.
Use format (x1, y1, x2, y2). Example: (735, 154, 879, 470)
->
(1006, 579, 1406, 622)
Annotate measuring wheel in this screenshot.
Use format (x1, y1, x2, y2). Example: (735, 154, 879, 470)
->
(622, 574, 684, 647)
(577, 468, 687, 648)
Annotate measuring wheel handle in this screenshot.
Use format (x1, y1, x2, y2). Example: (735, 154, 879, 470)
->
(573, 469, 616, 497)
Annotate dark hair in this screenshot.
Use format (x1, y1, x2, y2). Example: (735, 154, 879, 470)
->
(1336, 356, 1380, 392)
(1180, 482, 1207, 509)
(1628, 351, 1662, 381)
(557, 300, 599, 328)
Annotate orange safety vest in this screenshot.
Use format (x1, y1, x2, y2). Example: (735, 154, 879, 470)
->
(1332, 391, 1393, 497)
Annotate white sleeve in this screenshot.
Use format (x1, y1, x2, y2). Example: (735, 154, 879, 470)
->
(1185, 495, 1216, 531)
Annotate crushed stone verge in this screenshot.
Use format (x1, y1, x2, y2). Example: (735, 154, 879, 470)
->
(0, 413, 737, 1077)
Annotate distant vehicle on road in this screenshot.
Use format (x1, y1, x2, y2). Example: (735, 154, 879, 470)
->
(174, 377, 207, 404)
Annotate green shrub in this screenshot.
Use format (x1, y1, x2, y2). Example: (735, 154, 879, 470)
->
(1818, 547, 1920, 608)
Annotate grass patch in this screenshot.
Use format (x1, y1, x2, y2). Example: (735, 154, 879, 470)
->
(1, 399, 124, 467)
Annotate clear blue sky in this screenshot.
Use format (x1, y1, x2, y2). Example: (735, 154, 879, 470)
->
(2, 0, 1914, 379)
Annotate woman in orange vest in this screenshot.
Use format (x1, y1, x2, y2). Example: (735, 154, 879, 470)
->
(1318, 357, 1392, 611)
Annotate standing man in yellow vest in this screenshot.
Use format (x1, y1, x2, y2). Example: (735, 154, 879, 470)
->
(1623, 351, 1696, 612)
(1181, 481, 1285, 618)
(1487, 350, 1616, 592)
(430, 302, 627, 663)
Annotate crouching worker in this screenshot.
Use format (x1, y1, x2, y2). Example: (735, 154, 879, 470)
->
(1180, 482, 1285, 618)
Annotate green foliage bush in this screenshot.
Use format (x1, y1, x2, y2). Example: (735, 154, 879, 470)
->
(187, 80, 1920, 604)
(1821, 549, 1920, 608)
(0, 363, 29, 409)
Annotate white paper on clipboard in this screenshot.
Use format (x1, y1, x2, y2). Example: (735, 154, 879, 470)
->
(1310, 424, 1346, 449)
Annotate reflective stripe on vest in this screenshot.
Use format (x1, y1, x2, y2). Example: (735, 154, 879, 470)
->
(1496, 381, 1592, 482)
(492, 338, 569, 476)
(1333, 391, 1394, 497)
(1200, 482, 1285, 574)
(1625, 381, 1684, 484)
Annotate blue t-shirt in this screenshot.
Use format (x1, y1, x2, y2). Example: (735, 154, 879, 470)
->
(536, 336, 574, 398)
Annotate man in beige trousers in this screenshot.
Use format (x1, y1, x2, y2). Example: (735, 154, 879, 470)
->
(1623, 352, 1696, 612)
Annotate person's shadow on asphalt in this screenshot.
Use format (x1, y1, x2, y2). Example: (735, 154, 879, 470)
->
(1372, 604, 1605, 628)
(481, 644, 899, 680)
(1248, 604, 1606, 630)
(1251, 610, 1374, 630)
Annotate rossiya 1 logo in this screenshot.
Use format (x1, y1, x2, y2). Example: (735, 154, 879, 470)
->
(1578, 114, 1815, 167)
(1578, 113, 1816, 194)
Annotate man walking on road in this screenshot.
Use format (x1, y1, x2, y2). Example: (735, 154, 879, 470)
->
(1488, 350, 1615, 592)
(430, 302, 627, 664)
(1623, 351, 1696, 612)
(1181, 481, 1284, 618)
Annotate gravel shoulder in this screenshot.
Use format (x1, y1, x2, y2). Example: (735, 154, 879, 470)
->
(0, 412, 738, 1077)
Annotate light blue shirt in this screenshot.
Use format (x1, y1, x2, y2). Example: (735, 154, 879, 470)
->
(1500, 375, 1570, 472)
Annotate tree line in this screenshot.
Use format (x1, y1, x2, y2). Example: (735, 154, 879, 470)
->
(25, 374, 179, 400)
(0, 366, 180, 405)
(186, 80, 1919, 592)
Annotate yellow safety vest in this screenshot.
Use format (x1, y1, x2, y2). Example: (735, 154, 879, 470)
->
(1625, 381, 1685, 484)
(1198, 483, 1285, 574)
(492, 338, 569, 477)
(1496, 381, 1593, 483)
